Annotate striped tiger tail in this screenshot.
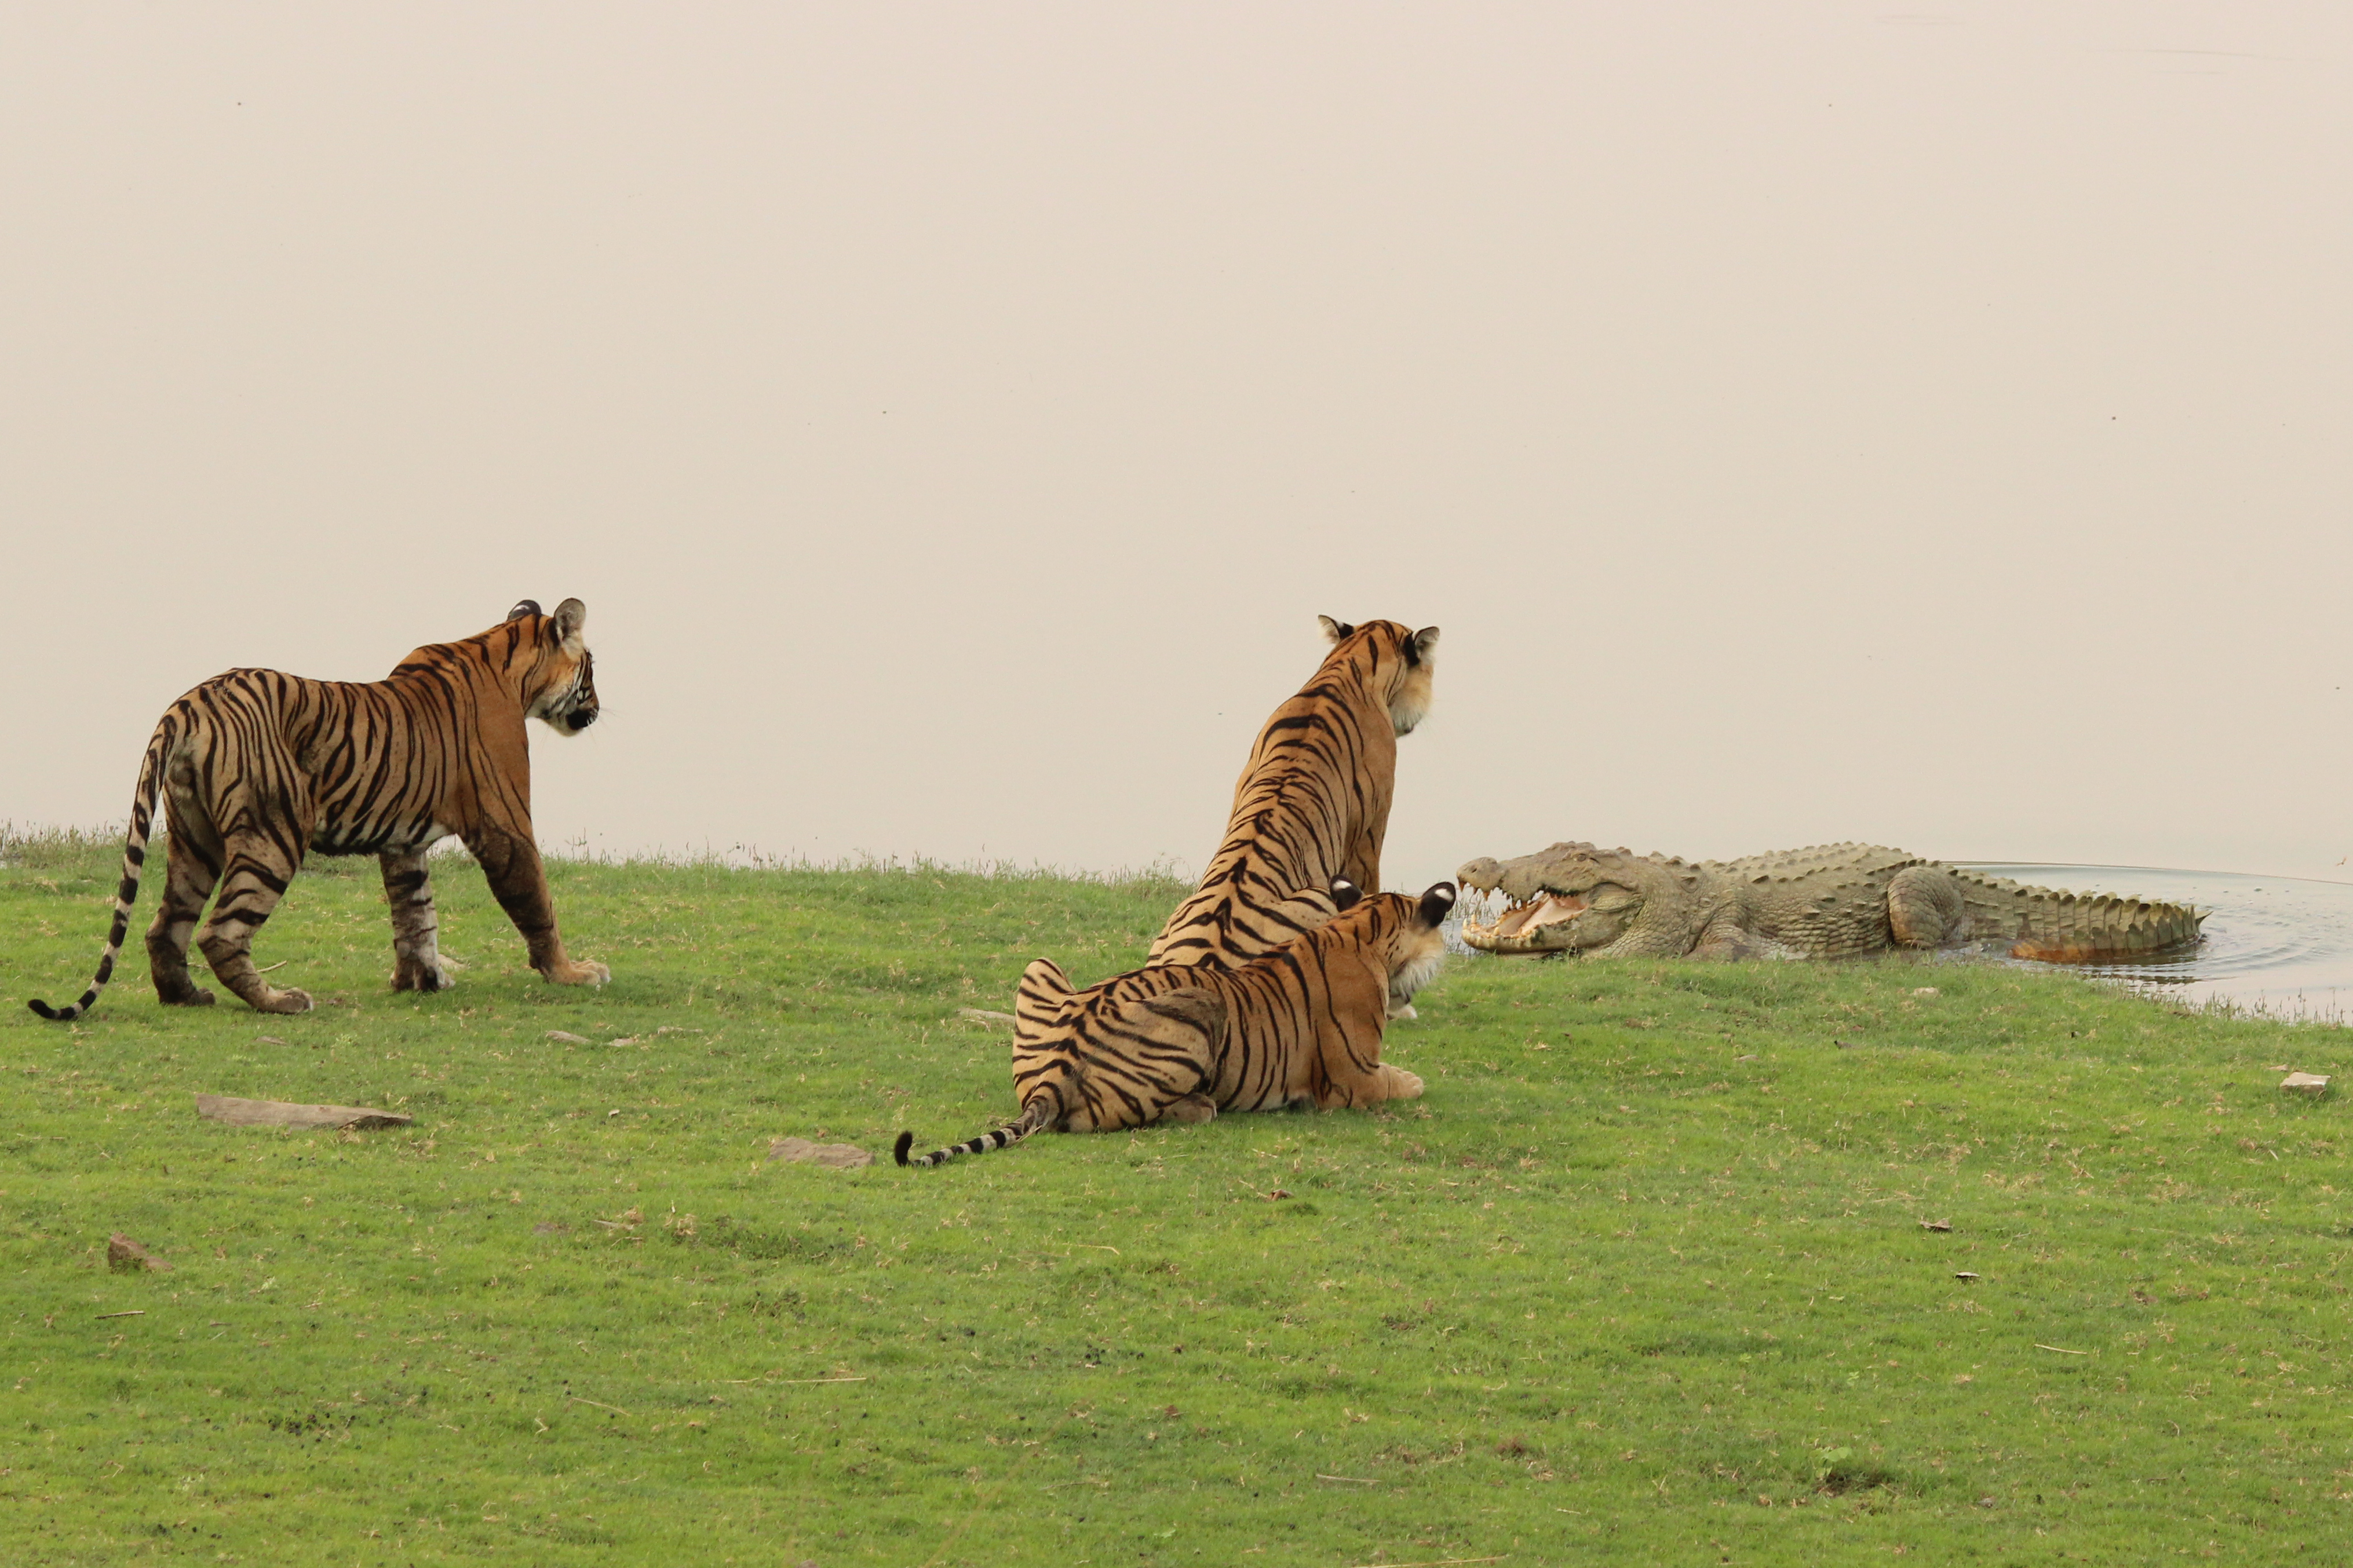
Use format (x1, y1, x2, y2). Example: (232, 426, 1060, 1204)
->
(895, 1096, 1056, 1168)
(29, 712, 178, 1022)
(893, 959, 1075, 1169)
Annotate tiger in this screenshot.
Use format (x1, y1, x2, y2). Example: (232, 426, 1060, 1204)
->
(28, 599, 608, 1021)
(1146, 616, 1439, 980)
(893, 879, 1454, 1167)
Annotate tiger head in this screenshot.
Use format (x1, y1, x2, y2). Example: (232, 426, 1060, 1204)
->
(1326, 876, 1455, 1014)
(504, 598, 601, 736)
(1318, 616, 1440, 736)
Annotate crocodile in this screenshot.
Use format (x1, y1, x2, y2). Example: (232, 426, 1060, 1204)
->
(1455, 842, 2204, 962)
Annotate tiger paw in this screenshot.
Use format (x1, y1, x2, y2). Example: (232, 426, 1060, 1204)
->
(391, 960, 455, 993)
(546, 959, 611, 988)
(160, 988, 217, 1007)
(253, 986, 315, 1015)
(1382, 1068, 1426, 1101)
(1386, 1000, 1419, 1021)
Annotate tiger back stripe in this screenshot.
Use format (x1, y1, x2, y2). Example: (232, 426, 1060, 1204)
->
(27, 715, 180, 1022)
(1148, 618, 1436, 972)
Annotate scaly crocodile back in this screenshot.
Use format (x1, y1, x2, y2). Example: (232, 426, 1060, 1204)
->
(1700, 845, 2203, 960)
(1706, 843, 1924, 883)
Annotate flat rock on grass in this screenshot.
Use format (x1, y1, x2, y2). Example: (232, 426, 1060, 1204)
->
(194, 1094, 413, 1131)
(769, 1136, 873, 1169)
(2282, 1072, 2332, 1095)
(107, 1233, 171, 1272)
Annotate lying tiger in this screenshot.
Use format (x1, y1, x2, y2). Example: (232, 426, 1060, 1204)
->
(28, 599, 608, 1020)
(895, 879, 1455, 1167)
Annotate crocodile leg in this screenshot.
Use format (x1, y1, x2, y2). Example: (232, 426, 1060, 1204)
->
(1887, 866, 1970, 948)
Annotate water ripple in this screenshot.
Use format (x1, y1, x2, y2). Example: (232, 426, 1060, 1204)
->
(1963, 864, 2353, 1022)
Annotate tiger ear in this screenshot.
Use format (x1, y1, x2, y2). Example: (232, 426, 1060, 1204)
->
(1407, 626, 1439, 666)
(506, 600, 543, 622)
(550, 598, 588, 650)
(1318, 616, 1355, 645)
(1329, 876, 1363, 912)
(1416, 882, 1457, 929)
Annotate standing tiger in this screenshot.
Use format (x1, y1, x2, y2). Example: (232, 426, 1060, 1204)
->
(1146, 616, 1439, 974)
(895, 880, 1454, 1167)
(28, 599, 608, 1021)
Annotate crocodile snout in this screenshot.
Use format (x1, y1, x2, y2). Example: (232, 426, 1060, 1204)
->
(1457, 857, 1504, 893)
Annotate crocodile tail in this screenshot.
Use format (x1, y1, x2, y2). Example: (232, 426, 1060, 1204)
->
(895, 1096, 1056, 1169)
(28, 714, 177, 1022)
(2007, 887, 2205, 963)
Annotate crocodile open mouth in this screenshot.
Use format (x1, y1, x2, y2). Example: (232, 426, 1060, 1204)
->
(1461, 891, 1589, 952)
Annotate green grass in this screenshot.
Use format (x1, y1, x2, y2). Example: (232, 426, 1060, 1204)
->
(2, 830, 2350, 1565)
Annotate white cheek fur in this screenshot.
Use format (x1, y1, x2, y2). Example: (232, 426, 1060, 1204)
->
(1387, 938, 1446, 1005)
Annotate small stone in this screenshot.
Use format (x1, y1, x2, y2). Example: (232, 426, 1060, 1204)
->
(1910, 987, 1939, 997)
(107, 1233, 171, 1272)
(769, 1136, 874, 1170)
(545, 1030, 590, 1044)
(194, 1094, 410, 1130)
(1920, 1218, 1953, 1232)
(2282, 1072, 2331, 1095)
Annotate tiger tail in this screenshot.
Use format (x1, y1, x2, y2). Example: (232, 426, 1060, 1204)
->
(28, 711, 180, 1021)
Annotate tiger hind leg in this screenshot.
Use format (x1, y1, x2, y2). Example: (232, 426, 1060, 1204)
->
(146, 827, 223, 1007)
(380, 850, 453, 992)
(1157, 1092, 1218, 1125)
(195, 836, 314, 1014)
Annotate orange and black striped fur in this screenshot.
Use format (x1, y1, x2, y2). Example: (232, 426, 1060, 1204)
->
(1146, 617, 1438, 975)
(894, 880, 1454, 1167)
(28, 600, 607, 1021)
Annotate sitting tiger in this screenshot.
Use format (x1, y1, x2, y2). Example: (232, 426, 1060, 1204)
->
(1146, 616, 1439, 978)
(28, 599, 608, 1021)
(894, 879, 1454, 1167)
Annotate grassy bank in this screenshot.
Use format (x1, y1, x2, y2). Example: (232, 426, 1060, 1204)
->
(2, 834, 2348, 1565)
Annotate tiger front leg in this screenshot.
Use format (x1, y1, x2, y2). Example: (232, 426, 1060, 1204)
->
(1316, 1062, 1424, 1109)
(1303, 964, 1423, 1108)
(380, 850, 454, 992)
(465, 827, 608, 986)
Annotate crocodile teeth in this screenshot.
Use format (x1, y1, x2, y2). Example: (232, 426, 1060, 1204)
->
(1484, 893, 1588, 938)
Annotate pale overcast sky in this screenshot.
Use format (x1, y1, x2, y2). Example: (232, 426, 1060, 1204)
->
(2, 4, 2347, 889)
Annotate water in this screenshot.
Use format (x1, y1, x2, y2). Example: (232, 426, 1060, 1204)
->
(1963, 864, 2353, 1022)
